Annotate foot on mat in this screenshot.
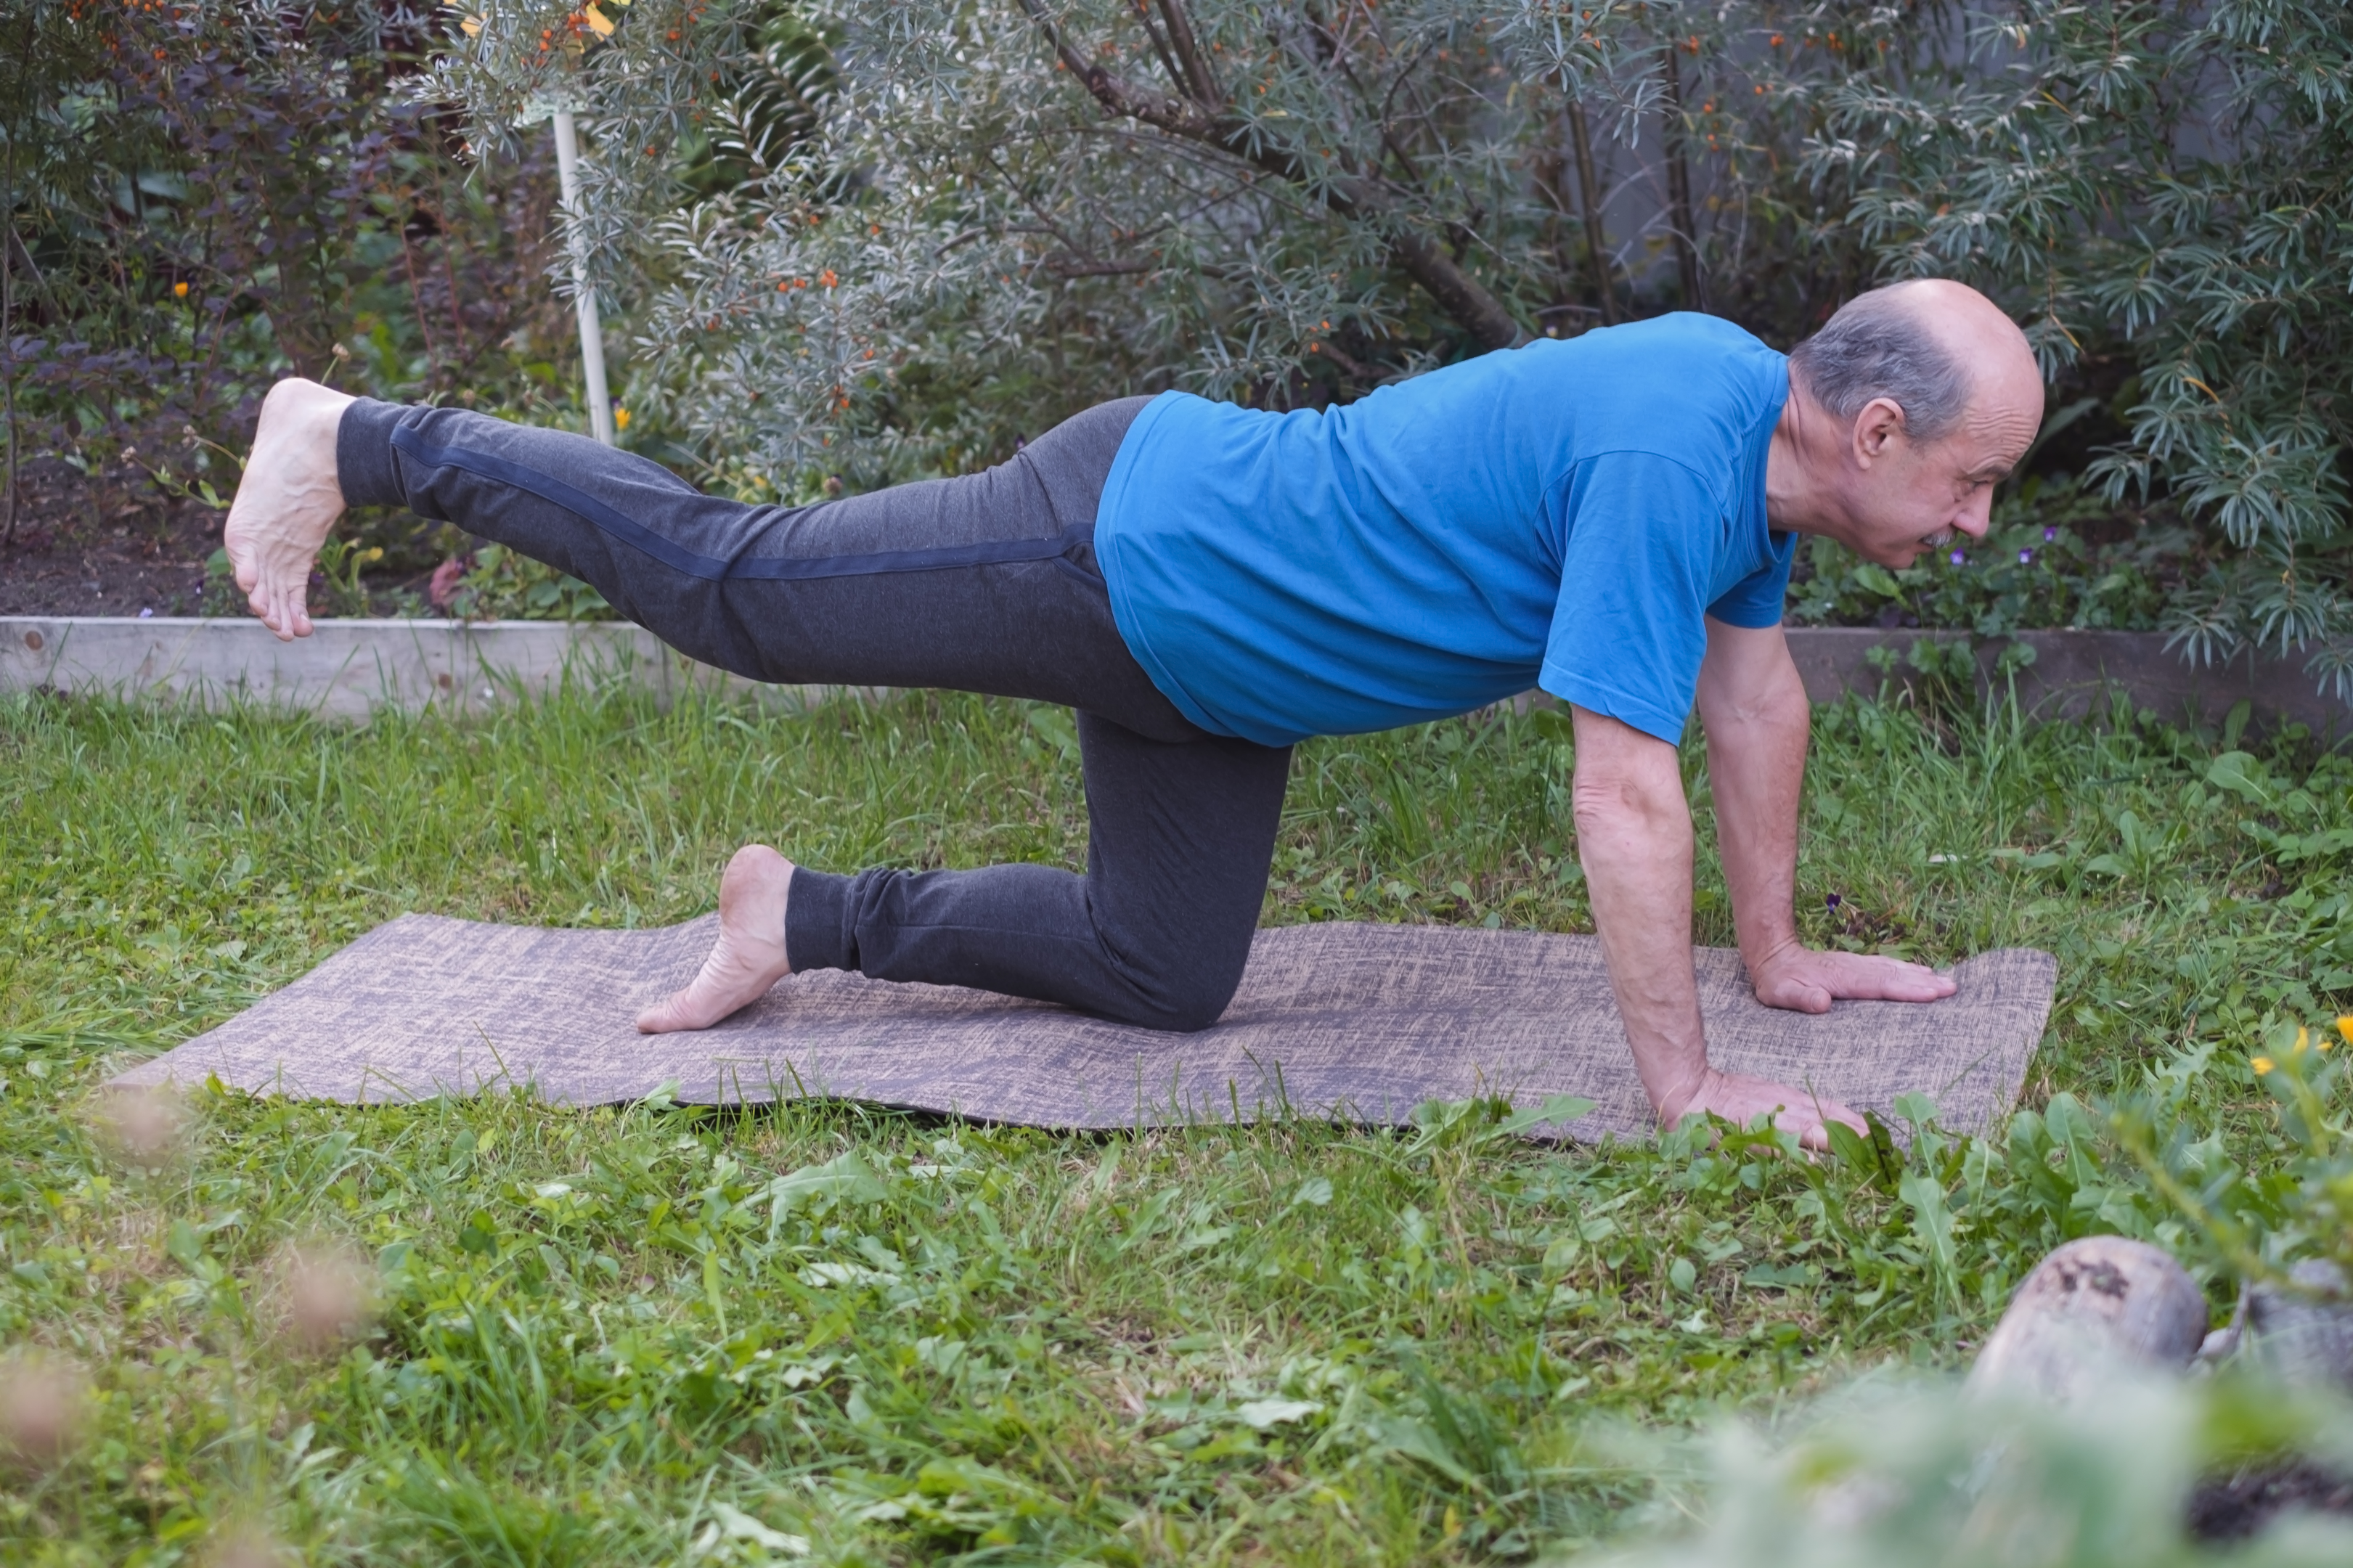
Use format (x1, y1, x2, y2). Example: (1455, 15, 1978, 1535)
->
(224, 377, 359, 642)
(638, 844, 796, 1033)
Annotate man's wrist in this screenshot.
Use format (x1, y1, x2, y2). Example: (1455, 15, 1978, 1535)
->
(1742, 931, 1808, 979)
(1650, 1062, 1717, 1124)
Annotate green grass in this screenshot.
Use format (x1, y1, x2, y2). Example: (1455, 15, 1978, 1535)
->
(0, 682, 2342, 1563)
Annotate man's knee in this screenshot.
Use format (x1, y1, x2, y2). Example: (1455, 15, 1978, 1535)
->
(1102, 928, 1251, 1032)
(1118, 969, 1242, 1033)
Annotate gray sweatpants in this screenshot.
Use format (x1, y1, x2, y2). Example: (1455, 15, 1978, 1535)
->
(337, 396, 1292, 1030)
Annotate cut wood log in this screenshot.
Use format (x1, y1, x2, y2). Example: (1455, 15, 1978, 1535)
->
(1968, 1236, 2208, 1402)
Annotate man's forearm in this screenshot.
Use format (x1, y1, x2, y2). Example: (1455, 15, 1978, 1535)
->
(1569, 706, 1709, 1118)
(1689, 620, 1957, 1031)
(1695, 621, 1811, 973)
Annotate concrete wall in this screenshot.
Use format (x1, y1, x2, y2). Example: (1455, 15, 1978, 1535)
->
(2, 616, 2344, 736)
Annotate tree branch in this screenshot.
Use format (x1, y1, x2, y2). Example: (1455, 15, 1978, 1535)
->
(1312, 335, 1375, 382)
(1126, 0, 1192, 110)
(1018, 0, 1526, 350)
(1043, 251, 1156, 277)
(1154, 0, 1222, 110)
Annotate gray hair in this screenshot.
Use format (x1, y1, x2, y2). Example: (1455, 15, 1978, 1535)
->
(1787, 284, 1973, 442)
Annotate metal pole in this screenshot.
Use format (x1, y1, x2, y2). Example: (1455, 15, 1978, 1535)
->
(551, 111, 616, 446)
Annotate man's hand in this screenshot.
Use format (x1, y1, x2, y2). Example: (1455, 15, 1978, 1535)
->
(1696, 618, 1957, 1012)
(1658, 1065, 1868, 1150)
(1748, 944, 1957, 1014)
(1570, 705, 1858, 1149)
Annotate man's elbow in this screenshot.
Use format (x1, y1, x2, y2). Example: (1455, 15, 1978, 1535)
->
(1571, 772, 1684, 843)
(1698, 645, 1809, 732)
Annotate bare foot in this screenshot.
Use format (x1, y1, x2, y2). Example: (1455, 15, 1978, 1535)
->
(637, 844, 796, 1032)
(223, 377, 357, 641)
(1658, 1066, 1866, 1152)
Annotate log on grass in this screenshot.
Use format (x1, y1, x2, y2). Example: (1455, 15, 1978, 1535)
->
(1968, 1236, 2208, 1402)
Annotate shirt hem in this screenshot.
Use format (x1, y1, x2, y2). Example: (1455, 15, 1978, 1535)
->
(1095, 391, 1246, 741)
(1539, 665, 1689, 746)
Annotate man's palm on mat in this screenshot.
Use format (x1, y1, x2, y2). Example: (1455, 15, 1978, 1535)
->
(1670, 951, 1955, 1148)
(1752, 946, 1956, 1015)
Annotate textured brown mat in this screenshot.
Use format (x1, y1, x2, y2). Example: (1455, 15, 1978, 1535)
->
(110, 916, 2055, 1141)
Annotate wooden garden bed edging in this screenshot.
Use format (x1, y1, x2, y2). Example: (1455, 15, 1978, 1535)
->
(1, 616, 2345, 734)
(1784, 627, 2351, 738)
(0, 615, 833, 721)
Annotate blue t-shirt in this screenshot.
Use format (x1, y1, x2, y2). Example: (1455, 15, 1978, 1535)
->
(1093, 313, 1795, 746)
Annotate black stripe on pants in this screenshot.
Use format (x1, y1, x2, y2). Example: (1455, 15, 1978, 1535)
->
(336, 396, 1292, 1030)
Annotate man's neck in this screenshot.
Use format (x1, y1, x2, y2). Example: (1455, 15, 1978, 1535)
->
(1764, 369, 1845, 538)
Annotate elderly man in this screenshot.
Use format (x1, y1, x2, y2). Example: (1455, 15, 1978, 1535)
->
(225, 278, 2043, 1147)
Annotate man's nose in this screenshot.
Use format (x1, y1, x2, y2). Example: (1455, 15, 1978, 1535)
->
(1954, 491, 1995, 540)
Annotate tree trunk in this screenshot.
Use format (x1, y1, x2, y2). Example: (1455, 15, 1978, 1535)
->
(1657, 46, 1704, 313)
(1565, 101, 1615, 327)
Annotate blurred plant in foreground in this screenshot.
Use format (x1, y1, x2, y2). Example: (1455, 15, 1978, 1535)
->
(1589, 1373, 2353, 1568)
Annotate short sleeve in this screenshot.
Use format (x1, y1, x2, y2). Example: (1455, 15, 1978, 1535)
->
(1537, 454, 1727, 745)
(1705, 531, 1797, 628)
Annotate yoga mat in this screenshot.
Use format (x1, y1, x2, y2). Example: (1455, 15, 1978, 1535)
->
(110, 916, 2055, 1142)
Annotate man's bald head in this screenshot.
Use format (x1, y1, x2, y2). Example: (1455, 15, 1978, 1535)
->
(1768, 280, 2047, 565)
(1788, 279, 2039, 444)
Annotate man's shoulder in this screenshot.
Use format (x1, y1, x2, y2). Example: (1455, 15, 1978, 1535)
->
(1539, 316, 1786, 480)
(1540, 314, 1783, 407)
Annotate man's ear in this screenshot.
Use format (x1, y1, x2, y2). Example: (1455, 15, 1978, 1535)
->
(1850, 396, 1907, 467)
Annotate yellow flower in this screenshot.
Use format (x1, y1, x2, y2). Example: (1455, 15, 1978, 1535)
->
(613, 407, 631, 431)
(173, 281, 189, 298)
(2335, 1014, 2352, 1046)
(2294, 1026, 2312, 1055)
(2251, 1056, 2275, 1075)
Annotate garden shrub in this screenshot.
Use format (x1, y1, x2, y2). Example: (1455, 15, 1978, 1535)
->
(0, 1, 583, 579)
(434, 1, 2352, 674)
(1815, 1, 2353, 685)
(6, 3, 2347, 653)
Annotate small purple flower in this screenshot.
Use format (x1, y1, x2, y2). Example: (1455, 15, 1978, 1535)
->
(2019, 549, 2034, 564)
(1826, 892, 1843, 911)
(2043, 526, 2058, 542)
(1949, 548, 1967, 565)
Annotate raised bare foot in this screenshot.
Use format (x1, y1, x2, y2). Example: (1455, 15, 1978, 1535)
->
(1658, 1066, 1866, 1152)
(637, 844, 796, 1032)
(223, 377, 358, 641)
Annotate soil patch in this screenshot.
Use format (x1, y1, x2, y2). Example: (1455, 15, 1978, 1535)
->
(0, 457, 462, 618)
(0, 457, 224, 618)
(2187, 1460, 2353, 1540)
